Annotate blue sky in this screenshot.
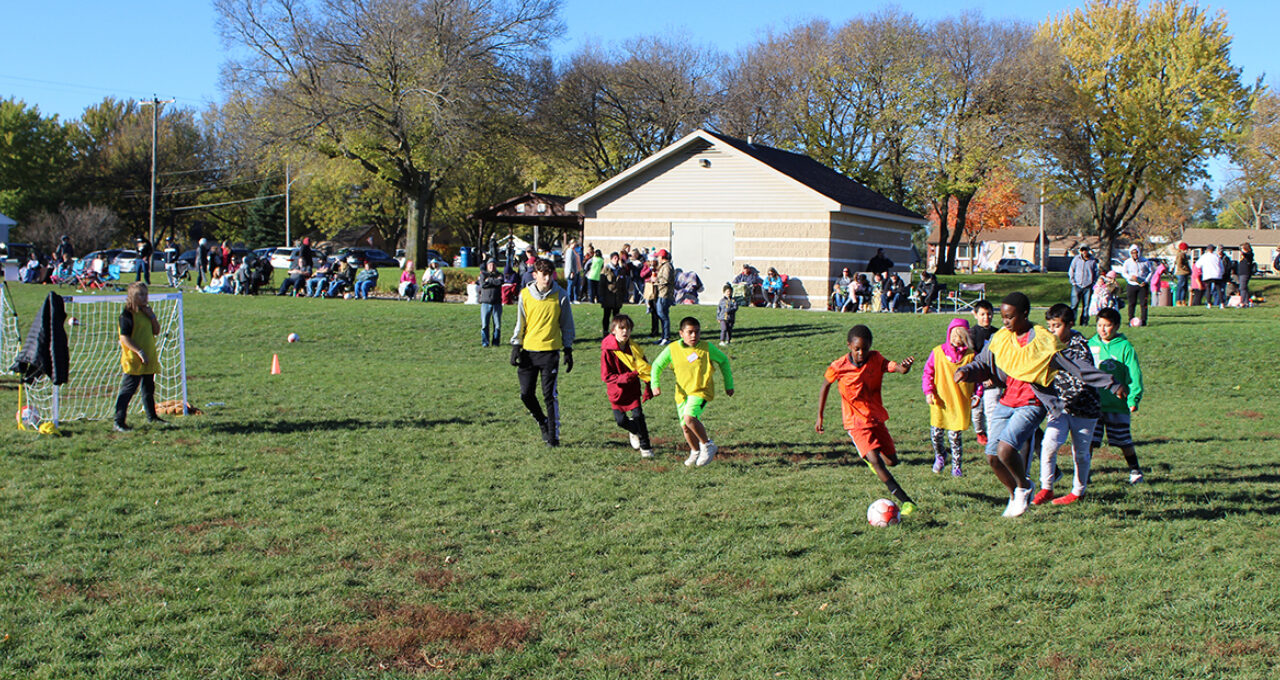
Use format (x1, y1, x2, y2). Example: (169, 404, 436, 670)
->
(1, 0, 1275, 184)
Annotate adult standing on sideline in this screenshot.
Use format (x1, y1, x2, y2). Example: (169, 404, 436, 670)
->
(1121, 245, 1153, 326)
(600, 252, 628, 336)
(652, 249, 676, 344)
(1068, 246, 1099, 325)
(510, 258, 575, 446)
(565, 238, 583, 302)
(584, 246, 604, 304)
(54, 235, 74, 262)
(1236, 243, 1256, 307)
(866, 248, 894, 277)
(195, 238, 210, 288)
(163, 237, 181, 287)
(478, 259, 503, 346)
(1173, 242, 1191, 305)
(135, 236, 153, 284)
(1196, 244, 1224, 308)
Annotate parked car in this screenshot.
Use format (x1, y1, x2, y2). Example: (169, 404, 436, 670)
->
(177, 247, 250, 270)
(334, 247, 400, 268)
(394, 248, 449, 268)
(995, 258, 1043, 273)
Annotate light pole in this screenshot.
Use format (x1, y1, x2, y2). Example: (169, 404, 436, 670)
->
(142, 97, 175, 245)
(284, 163, 306, 246)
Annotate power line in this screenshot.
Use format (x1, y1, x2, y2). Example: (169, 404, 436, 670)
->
(0, 73, 205, 108)
(170, 194, 286, 212)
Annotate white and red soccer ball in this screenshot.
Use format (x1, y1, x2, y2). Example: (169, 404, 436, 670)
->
(287, 333, 299, 343)
(1129, 318, 1143, 327)
(867, 498, 900, 527)
(16, 405, 39, 430)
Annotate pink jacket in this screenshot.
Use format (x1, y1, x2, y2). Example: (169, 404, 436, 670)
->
(923, 318, 971, 396)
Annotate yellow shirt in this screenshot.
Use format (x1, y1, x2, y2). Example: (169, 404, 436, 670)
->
(929, 345, 974, 430)
(651, 340, 734, 402)
(120, 310, 160, 375)
(517, 286, 565, 351)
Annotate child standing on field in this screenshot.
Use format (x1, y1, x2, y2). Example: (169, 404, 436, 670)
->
(969, 299, 998, 446)
(600, 314, 655, 459)
(922, 318, 975, 476)
(651, 317, 735, 467)
(115, 282, 167, 432)
(1035, 304, 1108, 506)
(717, 285, 737, 346)
(815, 324, 918, 516)
(1089, 307, 1146, 484)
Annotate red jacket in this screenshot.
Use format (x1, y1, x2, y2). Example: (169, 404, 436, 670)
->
(600, 334, 653, 411)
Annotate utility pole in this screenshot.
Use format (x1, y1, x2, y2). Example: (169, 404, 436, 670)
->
(285, 162, 291, 247)
(1039, 181, 1046, 271)
(143, 97, 175, 246)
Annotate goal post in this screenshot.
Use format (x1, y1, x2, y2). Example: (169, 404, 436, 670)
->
(21, 292, 188, 426)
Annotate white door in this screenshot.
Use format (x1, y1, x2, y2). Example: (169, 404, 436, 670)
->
(670, 222, 735, 305)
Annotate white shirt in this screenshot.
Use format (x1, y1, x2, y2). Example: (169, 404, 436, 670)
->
(1196, 252, 1223, 279)
(422, 267, 445, 285)
(1121, 256, 1151, 286)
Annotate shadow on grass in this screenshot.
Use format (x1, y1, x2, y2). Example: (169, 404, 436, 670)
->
(198, 415, 471, 435)
(734, 321, 832, 342)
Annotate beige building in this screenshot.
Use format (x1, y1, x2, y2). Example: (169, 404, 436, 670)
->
(565, 130, 925, 308)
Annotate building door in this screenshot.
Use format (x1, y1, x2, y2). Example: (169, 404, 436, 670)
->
(670, 222, 735, 304)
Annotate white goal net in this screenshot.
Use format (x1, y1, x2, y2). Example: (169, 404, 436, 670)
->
(22, 292, 188, 425)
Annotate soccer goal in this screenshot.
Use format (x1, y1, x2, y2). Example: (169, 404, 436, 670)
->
(0, 283, 20, 370)
(22, 292, 188, 425)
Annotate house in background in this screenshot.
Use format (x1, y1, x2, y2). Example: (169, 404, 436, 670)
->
(0, 212, 14, 248)
(330, 225, 388, 251)
(566, 129, 925, 308)
(927, 226, 1049, 272)
(1156, 228, 1280, 273)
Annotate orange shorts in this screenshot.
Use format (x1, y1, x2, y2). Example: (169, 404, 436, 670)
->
(847, 423, 897, 465)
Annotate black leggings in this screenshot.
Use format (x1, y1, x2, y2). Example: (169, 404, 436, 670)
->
(517, 350, 560, 437)
(612, 407, 651, 449)
(115, 373, 157, 425)
(601, 306, 621, 336)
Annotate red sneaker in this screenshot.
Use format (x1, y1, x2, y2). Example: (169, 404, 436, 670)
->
(976, 433, 989, 445)
(1032, 489, 1054, 505)
(1052, 493, 1081, 505)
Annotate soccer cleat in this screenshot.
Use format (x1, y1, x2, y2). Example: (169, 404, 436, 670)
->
(1129, 470, 1145, 485)
(976, 433, 989, 445)
(1052, 492, 1082, 505)
(952, 465, 963, 478)
(113, 422, 131, 433)
(1032, 489, 1054, 505)
(629, 433, 641, 450)
(696, 440, 718, 466)
(932, 454, 945, 473)
(640, 449, 654, 459)
(685, 450, 699, 467)
(900, 501, 917, 517)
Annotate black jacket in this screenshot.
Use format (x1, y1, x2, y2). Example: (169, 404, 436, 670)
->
(478, 269, 502, 304)
(10, 291, 69, 385)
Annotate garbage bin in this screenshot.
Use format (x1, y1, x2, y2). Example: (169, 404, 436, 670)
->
(1158, 284, 1172, 307)
(459, 247, 473, 268)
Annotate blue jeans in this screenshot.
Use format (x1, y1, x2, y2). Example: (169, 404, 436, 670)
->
(1071, 285, 1093, 324)
(327, 280, 347, 297)
(985, 401, 1046, 457)
(480, 302, 502, 346)
(354, 279, 375, 299)
(1208, 279, 1225, 306)
(655, 296, 673, 341)
(833, 292, 849, 311)
(1174, 275, 1189, 304)
(306, 277, 327, 297)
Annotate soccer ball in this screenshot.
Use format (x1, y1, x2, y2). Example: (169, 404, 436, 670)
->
(1130, 317, 1143, 327)
(343, 292, 353, 300)
(16, 405, 39, 430)
(287, 333, 299, 343)
(867, 498, 901, 527)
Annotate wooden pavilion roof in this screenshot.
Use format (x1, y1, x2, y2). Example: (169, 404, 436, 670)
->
(467, 192, 583, 228)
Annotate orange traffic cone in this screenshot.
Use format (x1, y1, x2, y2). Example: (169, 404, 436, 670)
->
(270, 354, 281, 375)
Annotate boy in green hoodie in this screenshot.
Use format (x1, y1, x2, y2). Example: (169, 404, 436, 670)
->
(1088, 307, 1144, 484)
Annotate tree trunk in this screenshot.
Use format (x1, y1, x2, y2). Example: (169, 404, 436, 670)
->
(404, 177, 434, 266)
(942, 195, 974, 275)
(933, 200, 952, 275)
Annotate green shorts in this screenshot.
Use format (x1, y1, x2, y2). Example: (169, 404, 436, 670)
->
(677, 396, 708, 421)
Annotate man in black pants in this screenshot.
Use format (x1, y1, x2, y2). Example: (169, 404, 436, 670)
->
(509, 258, 575, 446)
(135, 236, 153, 284)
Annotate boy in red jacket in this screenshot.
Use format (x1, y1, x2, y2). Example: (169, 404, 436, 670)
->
(600, 314, 654, 458)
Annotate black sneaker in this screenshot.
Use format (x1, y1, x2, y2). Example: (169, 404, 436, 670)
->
(113, 422, 131, 433)
(147, 417, 171, 428)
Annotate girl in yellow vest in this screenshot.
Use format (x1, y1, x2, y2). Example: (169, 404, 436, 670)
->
(115, 282, 165, 432)
(922, 318, 975, 476)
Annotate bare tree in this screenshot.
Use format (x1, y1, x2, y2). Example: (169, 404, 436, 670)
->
(22, 204, 122, 253)
(216, 0, 560, 265)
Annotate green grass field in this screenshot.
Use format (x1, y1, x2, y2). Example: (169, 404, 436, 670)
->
(2, 279, 1279, 679)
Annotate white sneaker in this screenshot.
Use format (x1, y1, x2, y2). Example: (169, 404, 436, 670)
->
(640, 449, 654, 459)
(1002, 495, 1017, 517)
(1005, 487, 1032, 517)
(1129, 470, 1145, 485)
(685, 450, 699, 467)
(696, 440, 717, 466)
(629, 433, 641, 450)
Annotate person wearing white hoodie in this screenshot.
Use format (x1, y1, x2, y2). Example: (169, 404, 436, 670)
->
(1195, 245, 1225, 308)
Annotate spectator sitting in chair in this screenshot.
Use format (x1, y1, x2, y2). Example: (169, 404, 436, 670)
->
(276, 252, 312, 296)
(676, 267, 703, 304)
(306, 258, 334, 297)
(354, 260, 379, 299)
(399, 260, 418, 299)
(326, 261, 354, 298)
(916, 271, 944, 314)
(853, 274, 871, 311)
(762, 267, 786, 308)
(880, 273, 905, 312)
(421, 259, 446, 302)
(833, 267, 854, 312)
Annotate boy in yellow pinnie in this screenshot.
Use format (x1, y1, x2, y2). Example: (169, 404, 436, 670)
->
(651, 317, 734, 467)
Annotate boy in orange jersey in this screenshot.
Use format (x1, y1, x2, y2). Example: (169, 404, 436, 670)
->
(816, 324, 917, 515)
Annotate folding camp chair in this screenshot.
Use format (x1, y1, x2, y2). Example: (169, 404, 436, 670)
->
(949, 282, 986, 312)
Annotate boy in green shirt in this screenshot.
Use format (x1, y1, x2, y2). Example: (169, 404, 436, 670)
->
(652, 317, 734, 467)
(1088, 307, 1145, 484)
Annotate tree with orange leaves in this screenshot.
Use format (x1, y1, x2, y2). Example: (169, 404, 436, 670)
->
(928, 168, 1023, 272)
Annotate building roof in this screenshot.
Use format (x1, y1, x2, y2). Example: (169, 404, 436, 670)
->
(0, 213, 15, 227)
(927, 225, 1046, 246)
(567, 129, 925, 224)
(467, 192, 582, 228)
(1179, 228, 1280, 248)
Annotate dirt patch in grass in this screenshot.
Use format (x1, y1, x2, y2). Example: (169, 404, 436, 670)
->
(172, 437, 202, 447)
(1093, 450, 1123, 462)
(36, 576, 118, 602)
(1073, 574, 1107, 588)
(614, 464, 670, 473)
(1205, 636, 1275, 658)
(310, 600, 537, 672)
(257, 446, 293, 455)
(1229, 410, 1266, 420)
(413, 569, 463, 590)
(1038, 651, 1080, 679)
(174, 517, 248, 535)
